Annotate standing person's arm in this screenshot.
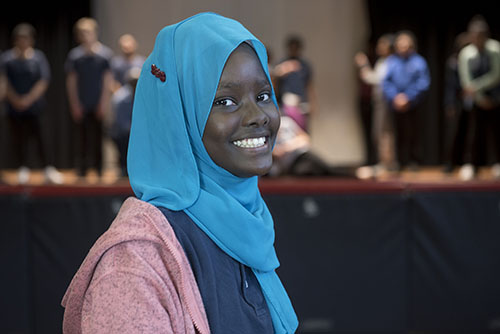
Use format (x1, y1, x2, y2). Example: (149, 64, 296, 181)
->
(65, 51, 84, 122)
(304, 62, 317, 116)
(0, 54, 26, 111)
(306, 80, 318, 116)
(469, 43, 500, 93)
(443, 59, 460, 118)
(97, 69, 113, 120)
(17, 80, 48, 110)
(66, 71, 83, 122)
(354, 52, 381, 85)
(5, 81, 25, 111)
(20, 51, 50, 109)
(458, 46, 476, 95)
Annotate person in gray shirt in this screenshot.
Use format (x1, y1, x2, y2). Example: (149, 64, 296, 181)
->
(457, 15, 500, 180)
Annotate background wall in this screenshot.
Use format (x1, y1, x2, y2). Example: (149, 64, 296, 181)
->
(93, 0, 369, 166)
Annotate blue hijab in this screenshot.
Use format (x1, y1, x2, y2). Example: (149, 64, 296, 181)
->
(128, 12, 298, 334)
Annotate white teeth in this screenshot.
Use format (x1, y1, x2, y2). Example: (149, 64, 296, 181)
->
(233, 137, 266, 148)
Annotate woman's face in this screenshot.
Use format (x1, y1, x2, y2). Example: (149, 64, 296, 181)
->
(202, 43, 280, 178)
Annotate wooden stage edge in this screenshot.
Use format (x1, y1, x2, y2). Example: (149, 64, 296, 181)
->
(2, 174, 500, 197)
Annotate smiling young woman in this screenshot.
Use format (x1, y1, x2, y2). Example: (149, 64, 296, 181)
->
(61, 13, 298, 334)
(203, 42, 281, 178)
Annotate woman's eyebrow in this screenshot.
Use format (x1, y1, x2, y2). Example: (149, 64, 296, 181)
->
(218, 79, 270, 90)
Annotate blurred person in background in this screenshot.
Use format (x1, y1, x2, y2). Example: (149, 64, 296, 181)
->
(274, 35, 317, 132)
(383, 30, 430, 172)
(0, 23, 63, 184)
(457, 15, 500, 180)
(355, 34, 396, 178)
(111, 33, 145, 91)
(65, 17, 113, 180)
(269, 115, 339, 177)
(110, 67, 140, 178)
(442, 32, 471, 175)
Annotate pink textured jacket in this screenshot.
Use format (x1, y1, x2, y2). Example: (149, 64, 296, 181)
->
(61, 197, 211, 334)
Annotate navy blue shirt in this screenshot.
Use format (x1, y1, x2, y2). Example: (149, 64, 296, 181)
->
(158, 207, 274, 334)
(0, 48, 50, 116)
(65, 44, 112, 110)
(277, 57, 312, 103)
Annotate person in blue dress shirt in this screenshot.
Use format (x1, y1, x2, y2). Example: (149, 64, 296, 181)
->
(383, 30, 430, 170)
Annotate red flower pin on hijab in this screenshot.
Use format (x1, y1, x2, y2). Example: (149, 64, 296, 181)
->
(151, 64, 166, 82)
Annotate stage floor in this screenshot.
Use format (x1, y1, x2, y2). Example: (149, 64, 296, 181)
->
(2, 166, 500, 195)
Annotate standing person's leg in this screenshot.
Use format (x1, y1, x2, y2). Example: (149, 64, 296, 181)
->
(475, 107, 488, 168)
(443, 108, 461, 173)
(372, 102, 384, 167)
(380, 106, 397, 170)
(408, 108, 420, 168)
(359, 97, 375, 165)
(75, 113, 88, 177)
(8, 116, 30, 183)
(112, 133, 129, 177)
(451, 107, 467, 168)
(394, 110, 411, 169)
(87, 111, 103, 177)
(27, 115, 48, 168)
(459, 107, 478, 180)
(7, 116, 24, 168)
(28, 115, 64, 184)
(487, 106, 500, 178)
(119, 134, 130, 177)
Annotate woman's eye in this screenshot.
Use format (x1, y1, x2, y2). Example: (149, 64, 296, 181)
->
(214, 98, 236, 106)
(257, 92, 271, 102)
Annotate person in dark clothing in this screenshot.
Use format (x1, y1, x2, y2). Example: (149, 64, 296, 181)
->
(382, 30, 430, 170)
(457, 15, 500, 180)
(355, 34, 397, 176)
(110, 67, 140, 177)
(274, 35, 317, 132)
(0, 23, 63, 184)
(65, 17, 113, 179)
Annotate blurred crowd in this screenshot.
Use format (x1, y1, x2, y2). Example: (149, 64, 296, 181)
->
(1, 14, 499, 185)
(0, 18, 143, 184)
(354, 15, 500, 181)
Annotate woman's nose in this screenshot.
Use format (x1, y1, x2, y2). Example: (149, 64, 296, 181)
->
(242, 100, 269, 127)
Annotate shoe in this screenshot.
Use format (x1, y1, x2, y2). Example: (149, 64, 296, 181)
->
(491, 163, 500, 179)
(18, 166, 30, 185)
(458, 163, 475, 181)
(355, 165, 376, 179)
(44, 166, 64, 184)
